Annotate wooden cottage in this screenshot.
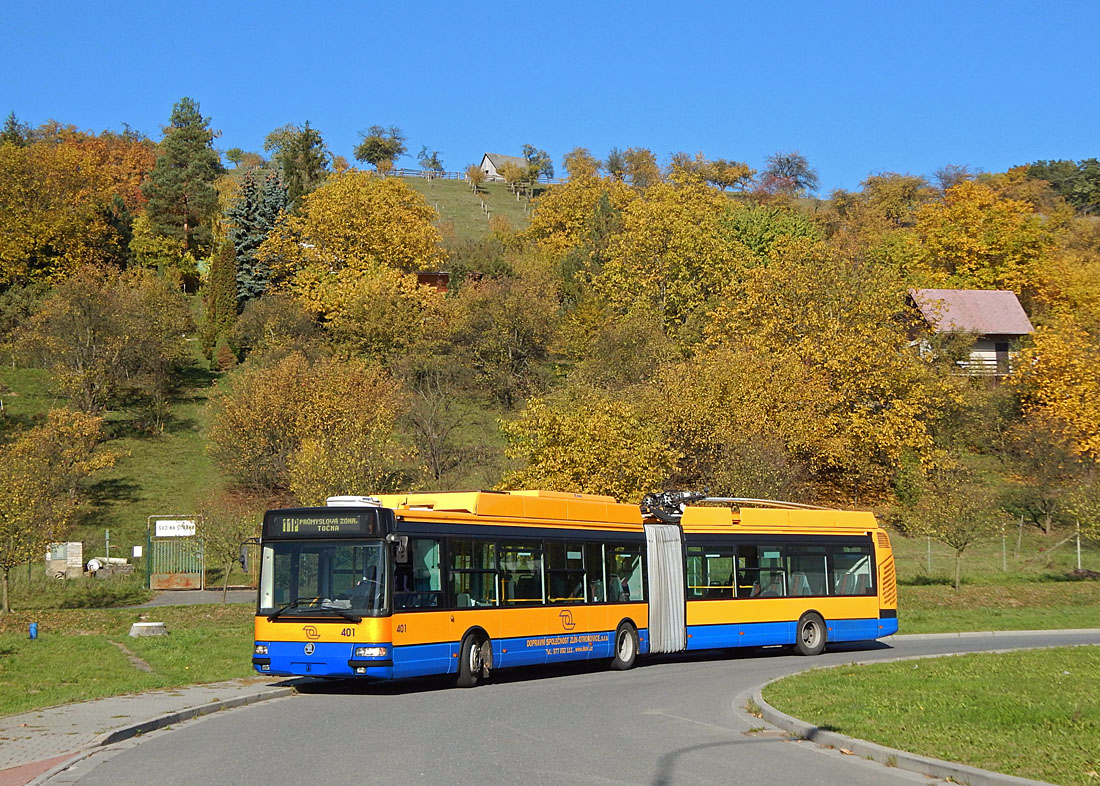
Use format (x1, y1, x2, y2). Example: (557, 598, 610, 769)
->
(909, 288, 1034, 375)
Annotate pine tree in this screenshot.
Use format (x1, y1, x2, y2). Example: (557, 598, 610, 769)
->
(228, 168, 287, 304)
(142, 97, 223, 254)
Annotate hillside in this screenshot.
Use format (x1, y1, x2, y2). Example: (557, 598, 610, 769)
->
(400, 176, 538, 242)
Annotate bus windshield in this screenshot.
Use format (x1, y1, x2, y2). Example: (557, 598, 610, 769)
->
(259, 540, 387, 617)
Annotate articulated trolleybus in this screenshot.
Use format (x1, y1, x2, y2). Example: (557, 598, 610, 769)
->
(252, 490, 898, 686)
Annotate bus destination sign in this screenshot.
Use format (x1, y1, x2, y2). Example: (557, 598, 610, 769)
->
(264, 512, 377, 539)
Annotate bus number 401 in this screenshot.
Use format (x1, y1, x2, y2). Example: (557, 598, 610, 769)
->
(340, 628, 354, 637)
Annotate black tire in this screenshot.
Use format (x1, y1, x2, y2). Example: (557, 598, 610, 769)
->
(793, 612, 826, 656)
(456, 632, 490, 688)
(610, 622, 638, 670)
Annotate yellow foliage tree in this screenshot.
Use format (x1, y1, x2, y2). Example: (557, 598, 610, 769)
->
(594, 178, 747, 340)
(0, 409, 116, 612)
(913, 180, 1051, 293)
(207, 352, 409, 501)
(706, 240, 963, 500)
(1010, 319, 1100, 460)
(500, 384, 676, 502)
(257, 171, 445, 317)
(525, 175, 636, 257)
(0, 139, 117, 286)
(323, 266, 446, 365)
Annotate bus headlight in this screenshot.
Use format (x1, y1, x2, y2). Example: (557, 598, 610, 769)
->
(354, 646, 388, 658)
(254, 644, 268, 655)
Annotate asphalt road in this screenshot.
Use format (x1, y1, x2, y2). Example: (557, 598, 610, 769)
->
(64, 631, 1100, 786)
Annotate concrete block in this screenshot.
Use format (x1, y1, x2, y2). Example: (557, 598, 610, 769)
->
(129, 622, 167, 637)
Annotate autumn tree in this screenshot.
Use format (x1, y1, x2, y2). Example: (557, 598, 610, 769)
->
(1011, 319, 1100, 460)
(197, 492, 261, 602)
(15, 267, 192, 425)
(257, 171, 444, 320)
(142, 97, 223, 255)
(522, 144, 554, 181)
(323, 266, 445, 366)
(353, 125, 407, 171)
(230, 293, 320, 361)
(891, 462, 1006, 590)
(759, 150, 819, 195)
(207, 352, 409, 500)
(500, 383, 675, 502)
(623, 147, 661, 188)
(706, 240, 963, 501)
(592, 178, 746, 340)
(562, 147, 601, 181)
(263, 121, 329, 205)
(416, 146, 443, 173)
(465, 164, 486, 193)
(0, 137, 118, 286)
(913, 179, 1051, 294)
(448, 268, 558, 407)
(0, 409, 115, 612)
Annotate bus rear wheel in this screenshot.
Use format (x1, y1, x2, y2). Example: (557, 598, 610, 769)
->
(456, 632, 491, 688)
(793, 612, 826, 656)
(610, 622, 638, 670)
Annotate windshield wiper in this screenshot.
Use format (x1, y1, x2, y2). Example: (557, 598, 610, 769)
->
(267, 597, 363, 623)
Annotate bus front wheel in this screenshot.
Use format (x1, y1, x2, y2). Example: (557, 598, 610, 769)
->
(610, 622, 638, 670)
(793, 612, 826, 656)
(457, 632, 491, 688)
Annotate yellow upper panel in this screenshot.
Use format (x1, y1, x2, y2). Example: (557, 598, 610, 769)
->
(680, 505, 879, 535)
(374, 490, 643, 529)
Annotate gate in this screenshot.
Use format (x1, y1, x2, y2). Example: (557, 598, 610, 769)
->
(644, 523, 687, 653)
(146, 516, 205, 590)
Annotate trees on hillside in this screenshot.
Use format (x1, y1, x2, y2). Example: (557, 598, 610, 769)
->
(207, 353, 408, 502)
(263, 122, 329, 205)
(227, 167, 287, 304)
(354, 125, 407, 172)
(142, 97, 223, 255)
(0, 409, 115, 613)
(15, 267, 192, 426)
(256, 172, 444, 319)
(759, 150, 819, 195)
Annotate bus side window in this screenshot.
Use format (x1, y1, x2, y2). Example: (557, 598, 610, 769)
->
(585, 543, 604, 602)
(394, 538, 441, 609)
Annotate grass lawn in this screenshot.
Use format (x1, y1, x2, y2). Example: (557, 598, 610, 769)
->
(898, 581, 1100, 633)
(763, 646, 1100, 786)
(401, 177, 535, 241)
(0, 604, 255, 717)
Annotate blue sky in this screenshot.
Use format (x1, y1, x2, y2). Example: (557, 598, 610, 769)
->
(2, 1, 1096, 193)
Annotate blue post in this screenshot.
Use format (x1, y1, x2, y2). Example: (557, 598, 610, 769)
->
(29, 622, 38, 640)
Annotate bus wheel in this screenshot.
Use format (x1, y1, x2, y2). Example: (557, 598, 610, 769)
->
(794, 612, 826, 656)
(610, 622, 638, 671)
(457, 632, 490, 688)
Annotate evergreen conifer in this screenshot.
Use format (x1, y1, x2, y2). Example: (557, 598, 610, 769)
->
(142, 97, 223, 254)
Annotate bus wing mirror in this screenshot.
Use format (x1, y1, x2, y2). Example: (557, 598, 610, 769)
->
(238, 538, 259, 571)
(387, 534, 409, 563)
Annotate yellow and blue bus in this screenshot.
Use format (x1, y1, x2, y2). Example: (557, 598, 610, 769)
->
(252, 490, 898, 686)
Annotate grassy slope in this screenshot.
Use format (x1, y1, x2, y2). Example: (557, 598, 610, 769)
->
(400, 177, 534, 242)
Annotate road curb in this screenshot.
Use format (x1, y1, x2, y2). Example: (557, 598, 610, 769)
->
(888, 628, 1100, 641)
(748, 649, 1074, 786)
(27, 687, 296, 786)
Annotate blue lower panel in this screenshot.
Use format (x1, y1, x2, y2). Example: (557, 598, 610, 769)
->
(687, 617, 887, 650)
(256, 640, 389, 678)
(393, 642, 454, 679)
(828, 618, 881, 642)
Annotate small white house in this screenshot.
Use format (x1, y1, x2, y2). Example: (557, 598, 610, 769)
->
(479, 153, 526, 181)
(910, 288, 1034, 375)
